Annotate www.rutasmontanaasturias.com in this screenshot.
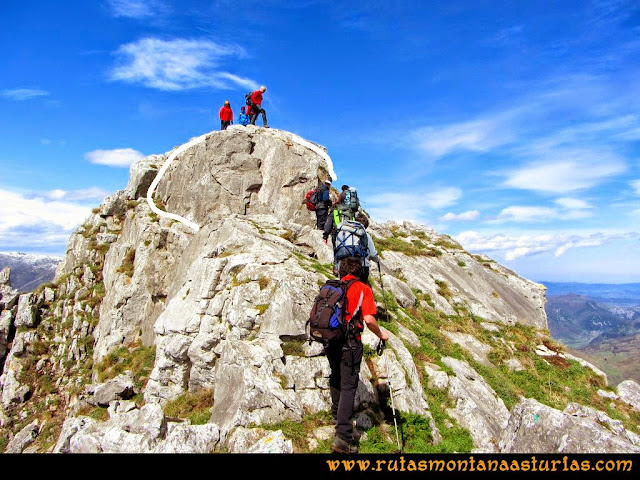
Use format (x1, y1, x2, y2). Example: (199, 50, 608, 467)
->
(325, 455, 634, 473)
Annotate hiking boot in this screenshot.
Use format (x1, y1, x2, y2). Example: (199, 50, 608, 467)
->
(264, 125, 270, 128)
(331, 436, 358, 454)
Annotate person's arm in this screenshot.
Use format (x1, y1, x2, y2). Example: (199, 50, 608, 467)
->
(364, 315, 389, 341)
(323, 214, 333, 241)
(367, 232, 379, 263)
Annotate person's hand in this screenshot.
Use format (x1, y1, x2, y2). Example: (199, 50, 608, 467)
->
(324, 238, 328, 245)
(379, 331, 389, 341)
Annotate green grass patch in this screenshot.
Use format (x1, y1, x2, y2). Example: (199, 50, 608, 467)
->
(116, 248, 135, 277)
(375, 236, 442, 258)
(282, 340, 305, 356)
(164, 389, 214, 425)
(262, 411, 334, 452)
(94, 344, 156, 391)
(435, 280, 453, 300)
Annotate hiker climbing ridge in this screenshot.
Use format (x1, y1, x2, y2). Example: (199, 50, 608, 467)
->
(146, 130, 337, 232)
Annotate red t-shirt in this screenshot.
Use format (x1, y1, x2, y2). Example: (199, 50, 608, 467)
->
(341, 275, 376, 339)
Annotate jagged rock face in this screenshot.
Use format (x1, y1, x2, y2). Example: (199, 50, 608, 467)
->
(2, 127, 639, 454)
(153, 126, 324, 228)
(368, 223, 548, 330)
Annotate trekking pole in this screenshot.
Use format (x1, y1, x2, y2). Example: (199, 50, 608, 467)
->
(377, 339, 401, 452)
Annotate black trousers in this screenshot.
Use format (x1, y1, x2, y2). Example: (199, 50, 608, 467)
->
(327, 338, 363, 443)
(315, 207, 328, 230)
(221, 120, 230, 130)
(250, 105, 268, 126)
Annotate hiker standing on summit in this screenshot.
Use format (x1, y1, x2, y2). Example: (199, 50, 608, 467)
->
(248, 86, 269, 128)
(327, 256, 389, 454)
(238, 105, 250, 126)
(219, 100, 233, 130)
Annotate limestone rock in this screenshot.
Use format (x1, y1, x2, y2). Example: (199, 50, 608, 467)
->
(5, 420, 38, 453)
(0, 309, 13, 363)
(617, 380, 640, 411)
(126, 154, 163, 199)
(442, 331, 493, 367)
(500, 398, 640, 453)
(152, 422, 220, 453)
(92, 372, 136, 406)
(14, 293, 39, 328)
(424, 363, 449, 390)
(246, 429, 293, 453)
(442, 357, 509, 453)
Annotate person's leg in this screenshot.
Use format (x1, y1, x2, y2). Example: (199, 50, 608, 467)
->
(326, 341, 342, 420)
(250, 113, 257, 125)
(261, 108, 268, 127)
(316, 208, 328, 230)
(221, 120, 225, 130)
(335, 341, 363, 443)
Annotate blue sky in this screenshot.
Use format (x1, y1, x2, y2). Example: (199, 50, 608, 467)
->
(1, 0, 639, 283)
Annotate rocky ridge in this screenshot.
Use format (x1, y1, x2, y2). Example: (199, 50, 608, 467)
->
(1, 125, 639, 453)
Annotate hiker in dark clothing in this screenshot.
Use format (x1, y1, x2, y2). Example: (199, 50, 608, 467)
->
(327, 256, 389, 454)
(354, 212, 378, 285)
(315, 179, 332, 230)
(248, 86, 269, 127)
(219, 100, 233, 130)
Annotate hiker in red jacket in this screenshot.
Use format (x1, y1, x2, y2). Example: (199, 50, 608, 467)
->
(219, 100, 233, 130)
(248, 86, 269, 128)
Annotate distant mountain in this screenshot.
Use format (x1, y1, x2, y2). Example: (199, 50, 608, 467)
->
(545, 294, 635, 348)
(0, 252, 61, 292)
(574, 335, 640, 386)
(541, 281, 640, 306)
(545, 287, 640, 385)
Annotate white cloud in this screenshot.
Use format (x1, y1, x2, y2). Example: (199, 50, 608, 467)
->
(110, 37, 253, 91)
(1, 88, 50, 101)
(0, 187, 113, 253)
(41, 187, 112, 202)
(455, 230, 629, 261)
(631, 179, 640, 195)
(107, 0, 168, 18)
(491, 202, 593, 223)
(409, 116, 514, 157)
(366, 188, 462, 222)
(495, 206, 557, 222)
(0, 188, 94, 252)
(554, 197, 592, 209)
(439, 210, 480, 222)
(85, 148, 145, 167)
(502, 153, 626, 193)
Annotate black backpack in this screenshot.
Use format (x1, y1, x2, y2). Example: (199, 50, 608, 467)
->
(245, 92, 253, 106)
(307, 278, 360, 344)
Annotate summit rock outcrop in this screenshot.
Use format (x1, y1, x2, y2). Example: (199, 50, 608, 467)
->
(1, 125, 638, 453)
